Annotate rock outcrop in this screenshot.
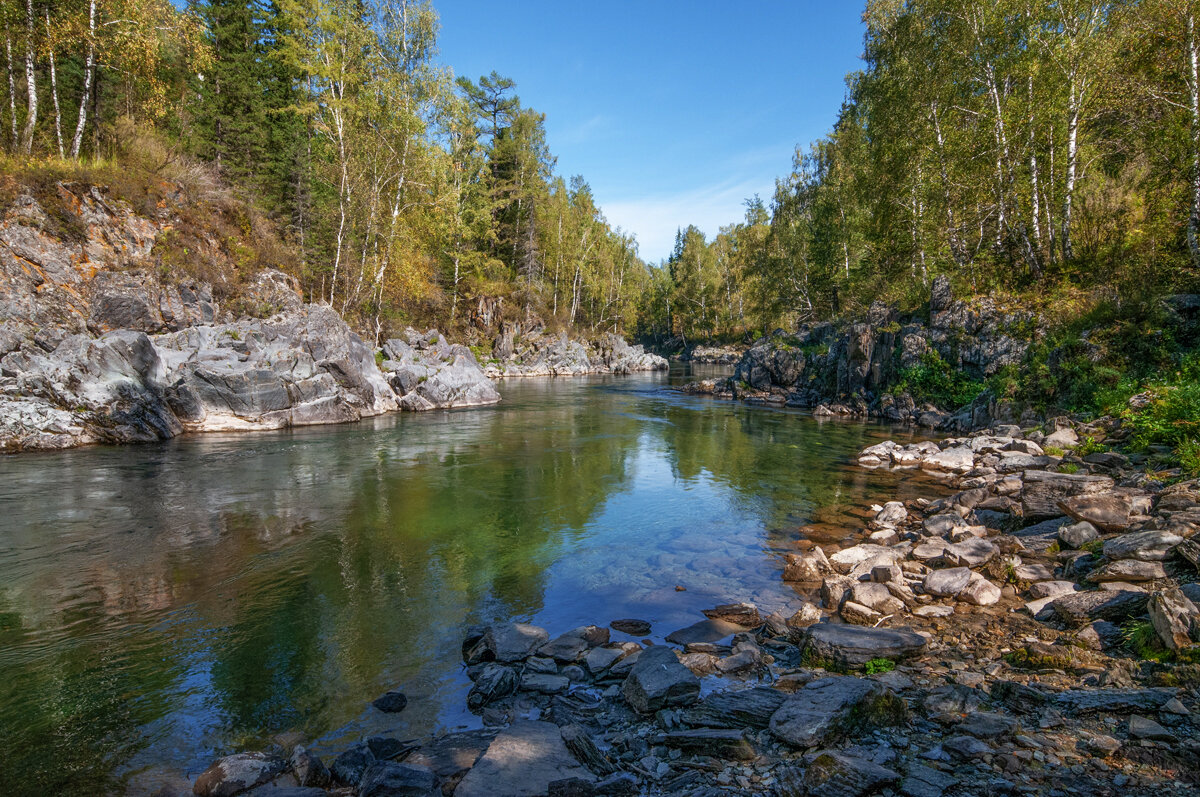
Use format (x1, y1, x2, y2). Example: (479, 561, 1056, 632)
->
(685, 275, 1035, 430)
(0, 183, 500, 452)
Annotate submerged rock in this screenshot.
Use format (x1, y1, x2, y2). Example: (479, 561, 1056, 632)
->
(192, 752, 286, 797)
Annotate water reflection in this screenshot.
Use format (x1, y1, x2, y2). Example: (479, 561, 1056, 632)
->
(0, 366, 943, 794)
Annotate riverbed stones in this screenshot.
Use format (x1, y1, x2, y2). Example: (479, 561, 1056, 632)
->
(783, 547, 834, 581)
(1055, 687, 1178, 715)
(193, 752, 286, 797)
(331, 744, 376, 786)
(608, 619, 651, 636)
(1059, 494, 1133, 532)
(359, 761, 438, 797)
(371, 690, 408, 713)
(923, 445, 975, 473)
(1051, 589, 1149, 626)
(1128, 715, 1176, 742)
(455, 722, 593, 797)
(875, 501, 907, 526)
(655, 728, 757, 761)
(290, 746, 331, 788)
(679, 686, 786, 730)
(586, 643, 639, 675)
(1029, 580, 1077, 600)
(664, 618, 745, 645)
(621, 645, 700, 713)
(1086, 559, 1166, 583)
(959, 573, 1001, 606)
(924, 513, 968, 536)
(829, 544, 904, 575)
(702, 602, 761, 627)
(540, 627, 606, 662)
(769, 677, 884, 747)
(479, 623, 550, 662)
(803, 623, 928, 666)
(924, 567, 972, 597)
(1103, 530, 1183, 562)
(521, 672, 570, 695)
(1148, 587, 1200, 650)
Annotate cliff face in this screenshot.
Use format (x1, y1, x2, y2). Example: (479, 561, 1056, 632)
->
(689, 276, 1036, 430)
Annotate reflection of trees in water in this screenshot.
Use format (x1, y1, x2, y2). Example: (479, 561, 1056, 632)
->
(0, 586, 183, 794)
(0, 379, 945, 794)
(0, 383, 645, 793)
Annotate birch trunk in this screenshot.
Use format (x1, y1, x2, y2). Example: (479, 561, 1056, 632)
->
(1188, 11, 1200, 268)
(45, 10, 63, 158)
(19, 0, 34, 154)
(70, 0, 96, 159)
(1062, 72, 1079, 263)
(1028, 75, 1042, 253)
(6, 37, 16, 149)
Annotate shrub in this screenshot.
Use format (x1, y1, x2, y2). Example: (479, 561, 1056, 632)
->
(893, 350, 985, 409)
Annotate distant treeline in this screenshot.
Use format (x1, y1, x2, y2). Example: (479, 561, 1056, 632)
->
(642, 0, 1200, 342)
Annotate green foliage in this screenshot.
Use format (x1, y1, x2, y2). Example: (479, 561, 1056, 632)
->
(1057, 462, 1080, 474)
(1123, 620, 1172, 662)
(863, 657, 895, 674)
(892, 351, 984, 410)
(1075, 437, 1109, 457)
(1120, 356, 1200, 451)
(374, 351, 385, 367)
(1179, 437, 1200, 478)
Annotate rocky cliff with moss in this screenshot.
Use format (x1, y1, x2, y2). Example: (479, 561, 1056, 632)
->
(688, 277, 1200, 445)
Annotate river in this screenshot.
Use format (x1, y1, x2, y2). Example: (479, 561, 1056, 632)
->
(0, 365, 942, 794)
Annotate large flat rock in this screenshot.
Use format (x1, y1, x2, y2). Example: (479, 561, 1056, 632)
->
(454, 721, 593, 797)
(1021, 471, 1114, 520)
(803, 623, 928, 667)
(679, 686, 787, 730)
(769, 676, 883, 747)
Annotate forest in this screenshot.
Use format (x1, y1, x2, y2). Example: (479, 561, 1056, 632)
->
(4, 0, 1200, 345)
(3, 0, 646, 341)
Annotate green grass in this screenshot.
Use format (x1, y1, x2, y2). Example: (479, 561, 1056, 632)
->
(1123, 620, 1172, 662)
(1057, 462, 1080, 474)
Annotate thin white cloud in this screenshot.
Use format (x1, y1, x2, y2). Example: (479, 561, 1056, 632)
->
(603, 178, 769, 264)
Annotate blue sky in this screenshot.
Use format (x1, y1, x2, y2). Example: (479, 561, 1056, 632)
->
(435, 1, 867, 263)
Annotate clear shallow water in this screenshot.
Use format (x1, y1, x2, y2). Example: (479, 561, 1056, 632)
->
(0, 365, 944, 794)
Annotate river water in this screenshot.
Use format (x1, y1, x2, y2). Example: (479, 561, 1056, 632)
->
(0, 365, 943, 794)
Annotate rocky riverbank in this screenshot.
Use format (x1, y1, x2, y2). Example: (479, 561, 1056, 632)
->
(483, 321, 667, 378)
(184, 418, 1199, 797)
(682, 276, 1035, 431)
(0, 182, 666, 453)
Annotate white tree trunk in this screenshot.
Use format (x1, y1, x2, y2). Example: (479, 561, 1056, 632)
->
(6, 37, 17, 149)
(1188, 11, 1200, 269)
(1062, 72, 1080, 263)
(20, 0, 35, 154)
(70, 0, 96, 159)
(45, 10, 63, 158)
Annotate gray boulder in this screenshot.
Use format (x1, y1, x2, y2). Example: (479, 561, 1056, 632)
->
(621, 645, 700, 713)
(769, 677, 884, 747)
(803, 623, 928, 667)
(192, 753, 286, 797)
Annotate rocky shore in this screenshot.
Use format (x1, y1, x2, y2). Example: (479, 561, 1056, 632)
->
(0, 183, 661, 453)
(186, 418, 1200, 797)
(484, 321, 667, 378)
